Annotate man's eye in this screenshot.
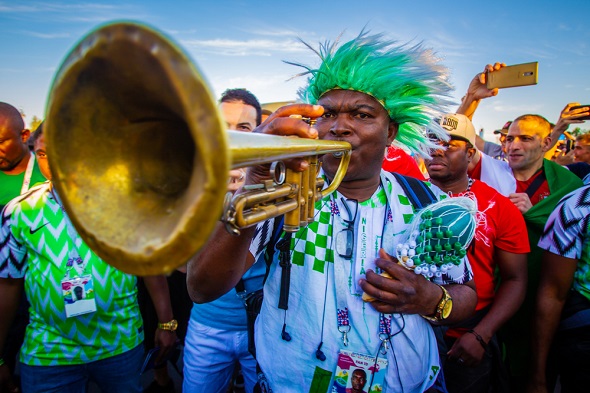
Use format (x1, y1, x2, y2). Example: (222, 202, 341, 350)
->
(354, 113, 370, 119)
(321, 112, 335, 119)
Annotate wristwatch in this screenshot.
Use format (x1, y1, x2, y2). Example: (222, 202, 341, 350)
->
(158, 319, 178, 331)
(421, 285, 453, 323)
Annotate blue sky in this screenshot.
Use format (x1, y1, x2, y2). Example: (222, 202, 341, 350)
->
(1, 0, 589, 140)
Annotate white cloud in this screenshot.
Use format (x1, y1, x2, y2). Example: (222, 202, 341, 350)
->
(24, 31, 70, 39)
(181, 38, 308, 56)
(491, 103, 544, 112)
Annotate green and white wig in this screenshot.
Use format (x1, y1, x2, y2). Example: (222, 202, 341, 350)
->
(292, 32, 454, 157)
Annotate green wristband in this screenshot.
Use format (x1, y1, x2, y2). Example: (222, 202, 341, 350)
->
(0, 358, 5, 366)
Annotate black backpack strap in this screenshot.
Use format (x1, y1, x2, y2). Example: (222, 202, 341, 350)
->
(524, 168, 546, 199)
(264, 216, 285, 283)
(275, 232, 292, 311)
(392, 173, 437, 210)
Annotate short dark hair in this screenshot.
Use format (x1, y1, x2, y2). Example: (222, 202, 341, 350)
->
(219, 88, 262, 126)
(29, 121, 44, 147)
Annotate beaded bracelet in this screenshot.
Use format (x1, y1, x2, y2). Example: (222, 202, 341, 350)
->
(467, 329, 488, 350)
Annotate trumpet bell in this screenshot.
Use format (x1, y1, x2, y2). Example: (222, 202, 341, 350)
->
(46, 22, 229, 275)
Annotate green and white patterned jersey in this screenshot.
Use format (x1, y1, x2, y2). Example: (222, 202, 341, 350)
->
(0, 182, 143, 366)
(251, 171, 472, 392)
(539, 185, 590, 301)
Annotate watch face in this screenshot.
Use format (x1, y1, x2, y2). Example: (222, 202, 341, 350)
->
(171, 320, 178, 330)
(442, 299, 453, 319)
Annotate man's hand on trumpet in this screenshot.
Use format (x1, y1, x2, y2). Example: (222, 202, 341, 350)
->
(236, 104, 324, 190)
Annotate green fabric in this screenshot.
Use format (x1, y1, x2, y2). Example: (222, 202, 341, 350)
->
(0, 183, 143, 366)
(0, 156, 46, 208)
(503, 159, 584, 377)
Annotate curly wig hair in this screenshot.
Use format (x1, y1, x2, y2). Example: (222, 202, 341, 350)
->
(290, 32, 454, 156)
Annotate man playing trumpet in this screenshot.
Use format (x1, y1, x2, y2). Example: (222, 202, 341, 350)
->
(188, 33, 477, 392)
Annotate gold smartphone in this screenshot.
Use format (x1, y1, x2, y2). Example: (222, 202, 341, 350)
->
(486, 62, 538, 89)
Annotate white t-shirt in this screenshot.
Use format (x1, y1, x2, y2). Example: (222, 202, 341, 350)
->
(251, 171, 473, 393)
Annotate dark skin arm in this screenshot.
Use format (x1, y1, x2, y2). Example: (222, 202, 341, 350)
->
(447, 249, 527, 366)
(187, 104, 323, 304)
(0, 278, 23, 393)
(142, 275, 177, 364)
(527, 251, 577, 393)
(359, 249, 477, 324)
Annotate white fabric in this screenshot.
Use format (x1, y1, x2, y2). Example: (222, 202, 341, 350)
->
(183, 318, 257, 393)
(479, 152, 515, 197)
(253, 171, 472, 393)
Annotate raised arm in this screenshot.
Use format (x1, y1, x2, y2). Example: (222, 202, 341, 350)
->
(456, 62, 506, 120)
(548, 102, 590, 150)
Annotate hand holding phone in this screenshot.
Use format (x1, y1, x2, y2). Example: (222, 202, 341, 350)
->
(486, 62, 538, 89)
(565, 105, 590, 121)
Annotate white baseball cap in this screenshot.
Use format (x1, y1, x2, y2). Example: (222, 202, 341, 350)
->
(438, 113, 476, 146)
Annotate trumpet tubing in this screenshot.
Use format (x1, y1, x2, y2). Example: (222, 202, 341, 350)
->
(45, 22, 350, 276)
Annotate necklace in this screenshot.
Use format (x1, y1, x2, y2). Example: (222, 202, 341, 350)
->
(448, 177, 474, 197)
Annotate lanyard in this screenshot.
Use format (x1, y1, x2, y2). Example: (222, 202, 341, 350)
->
(333, 186, 393, 349)
(20, 152, 35, 194)
(50, 187, 89, 278)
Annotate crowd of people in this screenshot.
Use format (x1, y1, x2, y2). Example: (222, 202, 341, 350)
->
(1, 28, 590, 393)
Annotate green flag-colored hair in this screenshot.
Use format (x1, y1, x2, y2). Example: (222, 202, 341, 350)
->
(292, 32, 453, 156)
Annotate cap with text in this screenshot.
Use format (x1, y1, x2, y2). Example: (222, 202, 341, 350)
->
(438, 113, 476, 146)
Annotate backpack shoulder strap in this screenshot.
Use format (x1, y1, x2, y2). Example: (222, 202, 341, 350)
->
(392, 172, 437, 210)
(235, 216, 284, 294)
(263, 216, 284, 283)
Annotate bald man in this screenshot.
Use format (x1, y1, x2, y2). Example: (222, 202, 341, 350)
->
(0, 102, 46, 210)
(0, 103, 46, 392)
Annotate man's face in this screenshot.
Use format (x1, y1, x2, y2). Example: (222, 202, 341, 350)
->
(220, 101, 258, 132)
(505, 120, 550, 172)
(0, 118, 29, 172)
(316, 90, 397, 182)
(574, 141, 590, 164)
(351, 370, 367, 391)
(34, 133, 51, 180)
(425, 139, 473, 184)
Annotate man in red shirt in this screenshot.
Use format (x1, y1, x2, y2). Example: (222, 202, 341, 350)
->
(426, 113, 529, 392)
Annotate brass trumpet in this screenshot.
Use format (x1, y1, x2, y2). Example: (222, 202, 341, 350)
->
(45, 22, 351, 276)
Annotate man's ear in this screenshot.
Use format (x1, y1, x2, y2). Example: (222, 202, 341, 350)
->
(21, 128, 31, 143)
(541, 135, 553, 153)
(387, 121, 398, 145)
(467, 147, 476, 162)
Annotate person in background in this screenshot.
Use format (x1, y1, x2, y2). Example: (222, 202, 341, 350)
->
(573, 132, 590, 164)
(0, 125, 176, 393)
(182, 88, 264, 393)
(382, 145, 426, 180)
(426, 113, 528, 392)
(0, 105, 46, 393)
(530, 184, 590, 393)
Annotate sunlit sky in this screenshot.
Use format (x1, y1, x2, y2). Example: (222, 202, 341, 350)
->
(1, 0, 589, 140)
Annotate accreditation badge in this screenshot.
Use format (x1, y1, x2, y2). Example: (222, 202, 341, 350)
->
(331, 350, 388, 393)
(61, 274, 97, 318)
